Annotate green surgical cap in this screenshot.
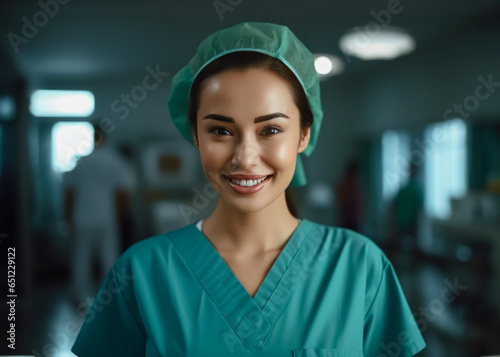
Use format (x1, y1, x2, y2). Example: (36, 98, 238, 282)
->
(167, 21, 323, 187)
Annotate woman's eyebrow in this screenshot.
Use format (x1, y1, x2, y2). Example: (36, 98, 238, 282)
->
(202, 113, 290, 123)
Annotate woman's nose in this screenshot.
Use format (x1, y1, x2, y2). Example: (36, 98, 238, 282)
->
(231, 139, 260, 169)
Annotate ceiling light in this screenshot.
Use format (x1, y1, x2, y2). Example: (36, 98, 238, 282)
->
(313, 54, 344, 80)
(30, 90, 95, 117)
(339, 26, 416, 60)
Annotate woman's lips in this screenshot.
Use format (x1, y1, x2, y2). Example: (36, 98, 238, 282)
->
(222, 175, 272, 194)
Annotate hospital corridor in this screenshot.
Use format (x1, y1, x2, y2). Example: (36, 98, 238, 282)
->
(1, 0, 500, 356)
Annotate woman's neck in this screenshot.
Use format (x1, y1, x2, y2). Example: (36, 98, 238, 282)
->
(202, 193, 299, 256)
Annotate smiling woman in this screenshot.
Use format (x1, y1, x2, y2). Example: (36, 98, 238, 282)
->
(189, 54, 312, 216)
(71, 22, 426, 357)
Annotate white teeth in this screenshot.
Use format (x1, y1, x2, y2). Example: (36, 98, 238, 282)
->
(229, 176, 267, 187)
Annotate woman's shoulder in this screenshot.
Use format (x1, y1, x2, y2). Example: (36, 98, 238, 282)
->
(114, 222, 198, 267)
(303, 219, 389, 266)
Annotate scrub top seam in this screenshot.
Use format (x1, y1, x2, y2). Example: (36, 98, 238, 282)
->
(166, 227, 245, 338)
(269, 222, 321, 319)
(194, 217, 305, 313)
(260, 219, 315, 314)
(167, 224, 270, 350)
(405, 338, 427, 356)
(166, 225, 224, 309)
(363, 259, 389, 320)
(253, 219, 315, 348)
(111, 264, 148, 339)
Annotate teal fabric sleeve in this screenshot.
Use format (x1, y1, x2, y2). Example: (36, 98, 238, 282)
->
(363, 261, 426, 356)
(71, 264, 147, 356)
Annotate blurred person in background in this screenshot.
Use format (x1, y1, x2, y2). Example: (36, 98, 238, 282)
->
(392, 162, 423, 254)
(64, 123, 135, 305)
(335, 159, 362, 231)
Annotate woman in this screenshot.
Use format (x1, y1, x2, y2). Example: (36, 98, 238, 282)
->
(72, 22, 426, 356)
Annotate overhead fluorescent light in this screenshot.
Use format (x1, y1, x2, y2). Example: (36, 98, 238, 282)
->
(313, 54, 344, 80)
(30, 90, 95, 117)
(339, 26, 416, 60)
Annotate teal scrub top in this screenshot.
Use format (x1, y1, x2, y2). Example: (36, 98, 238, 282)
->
(71, 219, 425, 356)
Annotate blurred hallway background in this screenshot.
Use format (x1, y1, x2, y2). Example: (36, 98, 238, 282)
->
(0, 0, 499, 355)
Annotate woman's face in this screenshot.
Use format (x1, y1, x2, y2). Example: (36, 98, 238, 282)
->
(194, 68, 310, 214)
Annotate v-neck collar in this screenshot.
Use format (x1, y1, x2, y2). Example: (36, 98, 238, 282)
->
(169, 218, 316, 350)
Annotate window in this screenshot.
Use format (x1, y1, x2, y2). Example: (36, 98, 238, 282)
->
(424, 119, 467, 218)
(382, 130, 411, 201)
(52, 122, 94, 173)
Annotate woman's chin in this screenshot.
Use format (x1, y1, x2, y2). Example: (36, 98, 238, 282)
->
(218, 190, 284, 215)
(221, 199, 269, 215)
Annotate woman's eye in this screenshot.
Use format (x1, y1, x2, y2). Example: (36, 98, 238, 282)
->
(210, 127, 231, 136)
(261, 126, 282, 136)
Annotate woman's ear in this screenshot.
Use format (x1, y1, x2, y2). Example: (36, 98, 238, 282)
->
(192, 128, 199, 150)
(297, 126, 311, 154)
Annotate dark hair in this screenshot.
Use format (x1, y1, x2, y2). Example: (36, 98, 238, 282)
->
(188, 51, 314, 217)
